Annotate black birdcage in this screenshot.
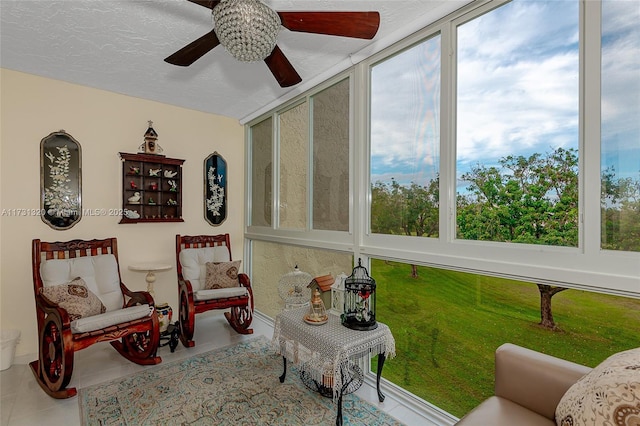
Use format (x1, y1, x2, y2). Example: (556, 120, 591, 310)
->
(341, 258, 377, 331)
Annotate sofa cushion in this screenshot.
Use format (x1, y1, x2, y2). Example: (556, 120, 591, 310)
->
(456, 396, 555, 426)
(194, 287, 248, 301)
(179, 246, 231, 292)
(40, 254, 123, 311)
(70, 304, 153, 334)
(40, 277, 106, 321)
(555, 347, 640, 426)
(205, 260, 241, 289)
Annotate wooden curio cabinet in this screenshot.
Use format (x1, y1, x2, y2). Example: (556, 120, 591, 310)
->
(119, 152, 185, 223)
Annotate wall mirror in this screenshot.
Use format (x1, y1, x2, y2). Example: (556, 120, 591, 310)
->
(40, 130, 82, 230)
(204, 151, 227, 226)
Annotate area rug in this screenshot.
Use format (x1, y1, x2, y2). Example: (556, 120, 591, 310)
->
(79, 336, 404, 425)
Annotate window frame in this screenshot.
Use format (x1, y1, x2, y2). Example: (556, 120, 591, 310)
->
(246, 0, 639, 307)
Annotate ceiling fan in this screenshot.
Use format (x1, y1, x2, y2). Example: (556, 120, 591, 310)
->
(164, 0, 380, 87)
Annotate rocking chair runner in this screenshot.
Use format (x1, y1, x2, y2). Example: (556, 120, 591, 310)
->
(31, 238, 162, 399)
(176, 234, 254, 348)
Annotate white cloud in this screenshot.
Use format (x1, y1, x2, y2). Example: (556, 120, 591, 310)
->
(371, 0, 583, 186)
(370, 0, 638, 187)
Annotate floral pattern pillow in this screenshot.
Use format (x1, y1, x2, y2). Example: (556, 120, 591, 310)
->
(41, 277, 106, 321)
(205, 261, 241, 289)
(556, 347, 640, 426)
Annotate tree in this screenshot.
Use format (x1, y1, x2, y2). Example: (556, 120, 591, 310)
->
(371, 177, 439, 279)
(371, 147, 638, 330)
(457, 148, 578, 246)
(371, 180, 403, 234)
(402, 178, 439, 237)
(458, 148, 579, 330)
(371, 177, 439, 238)
(601, 166, 640, 251)
(537, 284, 569, 330)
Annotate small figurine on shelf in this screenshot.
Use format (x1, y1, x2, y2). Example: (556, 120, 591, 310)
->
(149, 182, 158, 191)
(129, 166, 140, 175)
(167, 198, 177, 205)
(137, 121, 164, 155)
(164, 170, 177, 178)
(124, 209, 140, 219)
(127, 192, 141, 204)
(149, 168, 161, 177)
(148, 197, 156, 205)
(130, 180, 137, 189)
(168, 180, 177, 192)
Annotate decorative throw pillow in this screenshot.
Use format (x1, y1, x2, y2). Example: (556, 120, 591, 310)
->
(41, 277, 107, 321)
(555, 347, 640, 426)
(205, 261, 241, 290)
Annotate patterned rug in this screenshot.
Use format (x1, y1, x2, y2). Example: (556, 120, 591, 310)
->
(79, 336, 404, 425)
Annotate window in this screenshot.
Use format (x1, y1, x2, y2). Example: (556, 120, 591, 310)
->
(372, 258, 640, 418)
(600, 0, 640, 252)
(279, 102, 309, 230)
(249, 240, 353, 318)
(312, 79, 350, 231)
(370, 34, 441, 237)
(456, 0, 579, 246)
(250, 117, 273, 227)
(246, 0, 640, 420)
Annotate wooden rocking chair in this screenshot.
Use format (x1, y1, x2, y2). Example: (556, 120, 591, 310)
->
(176, 234, 254, 348)
(31, 238, 162, 399)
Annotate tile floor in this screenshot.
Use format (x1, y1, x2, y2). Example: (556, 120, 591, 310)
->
(1, 312, 443, 426)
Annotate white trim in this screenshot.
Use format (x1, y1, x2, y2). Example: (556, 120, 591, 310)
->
(362, 373, 458, 426)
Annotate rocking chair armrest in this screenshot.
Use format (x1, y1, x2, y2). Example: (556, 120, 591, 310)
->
(179, 278, 195, 300)
(36, 293, 72, 328)
(238, 273, 251, 289)
(238, 273, 254, 313)
(120, 282, 155, 307)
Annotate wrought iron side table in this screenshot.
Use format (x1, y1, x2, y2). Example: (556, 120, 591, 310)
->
(272, 306, 396, 425)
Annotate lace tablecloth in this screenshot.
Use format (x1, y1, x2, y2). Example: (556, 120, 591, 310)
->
(272, 307, 396, 399)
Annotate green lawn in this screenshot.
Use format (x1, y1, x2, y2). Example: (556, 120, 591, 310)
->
(371, 259, 640, 418)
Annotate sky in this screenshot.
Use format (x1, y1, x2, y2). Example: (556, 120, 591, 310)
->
(370, 0, 639, 191)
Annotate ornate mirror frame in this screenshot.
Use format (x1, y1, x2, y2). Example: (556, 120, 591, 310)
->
(40, 130, 82, 230)
(204, 151, 227, 226)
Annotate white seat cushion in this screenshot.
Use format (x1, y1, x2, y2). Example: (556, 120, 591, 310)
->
(179, 246, 232, 292)
(40, 254, 124, 311)
(71, 304, 153, 334)
(194, 287, 248, 301)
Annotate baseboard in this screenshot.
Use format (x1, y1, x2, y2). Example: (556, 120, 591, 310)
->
(363, 373, 459, 425)
(254, 309, 275, 327)
(13, 352, 35, 366)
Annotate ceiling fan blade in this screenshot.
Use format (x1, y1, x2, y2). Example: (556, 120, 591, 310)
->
(186, 0, 220, 10)
(164, 30, 220, 66)
(278, 11, 380, 39)
(264, 45, 302, 88)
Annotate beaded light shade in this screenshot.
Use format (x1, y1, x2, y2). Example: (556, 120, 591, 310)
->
(212, 0, 281, 62)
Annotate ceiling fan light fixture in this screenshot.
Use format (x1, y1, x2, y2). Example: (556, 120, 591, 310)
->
(212, 0, 281, 62)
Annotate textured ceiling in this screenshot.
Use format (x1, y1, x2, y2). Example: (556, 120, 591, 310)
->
(1, 0, 471, 121)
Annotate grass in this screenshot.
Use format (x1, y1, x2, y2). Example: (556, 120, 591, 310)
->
(371, 259, 640, 418)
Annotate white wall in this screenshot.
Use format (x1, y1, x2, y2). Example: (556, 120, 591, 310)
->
(0, 69, 245, 357)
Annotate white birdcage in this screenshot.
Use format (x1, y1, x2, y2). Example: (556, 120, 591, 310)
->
(330, 273, 347, 314)
(277, 265, 312, 309)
